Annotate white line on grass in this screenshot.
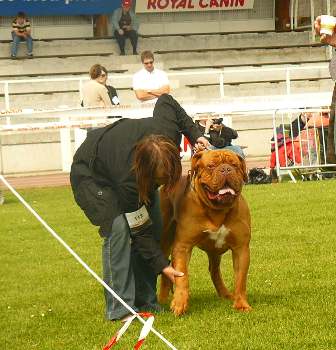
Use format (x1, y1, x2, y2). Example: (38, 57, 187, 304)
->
(0, 174, 178, 350)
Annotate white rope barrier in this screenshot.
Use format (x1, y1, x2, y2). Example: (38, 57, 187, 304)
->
(0, 174, 178, 350)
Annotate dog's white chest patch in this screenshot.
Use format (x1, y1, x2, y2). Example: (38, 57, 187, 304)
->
(204, 225, 230, 248)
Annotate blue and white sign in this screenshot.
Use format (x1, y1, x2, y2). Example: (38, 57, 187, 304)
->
(0, 0, 120, 16)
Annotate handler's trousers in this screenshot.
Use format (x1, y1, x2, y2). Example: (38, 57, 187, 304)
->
(102, 191, 162, 320)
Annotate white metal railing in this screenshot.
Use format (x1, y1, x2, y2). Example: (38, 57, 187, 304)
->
(1, 103, 335, 176)
(0, 63, 331, 112)
(272, 107, 335, 182)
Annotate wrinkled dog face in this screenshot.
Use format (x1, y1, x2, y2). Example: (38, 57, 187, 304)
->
(191, 150, 248, 209)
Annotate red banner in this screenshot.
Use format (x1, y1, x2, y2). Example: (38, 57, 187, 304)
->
(136, 0, 254, 13)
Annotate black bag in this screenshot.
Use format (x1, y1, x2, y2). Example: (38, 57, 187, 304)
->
(248, 168, 272, 185)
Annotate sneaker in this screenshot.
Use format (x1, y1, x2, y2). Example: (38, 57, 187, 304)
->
(120, 51, 125, 56)
(120, 313, 135, 323)
(10, 55, 16, 60)
(137, 303, 163, 313)
(27, 53, 33, 58)
(133, 50, 138, 55)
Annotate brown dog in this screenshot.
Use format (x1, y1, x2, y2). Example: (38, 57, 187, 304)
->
(158, 149, 251, 315)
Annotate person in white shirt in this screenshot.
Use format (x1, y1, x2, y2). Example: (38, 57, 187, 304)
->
(132, 50, 170, 103)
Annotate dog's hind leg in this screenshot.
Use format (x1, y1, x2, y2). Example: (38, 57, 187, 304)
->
(158, 274, 173, 304)
(158, 192, 175, 304)
(207, 252, 233, 300)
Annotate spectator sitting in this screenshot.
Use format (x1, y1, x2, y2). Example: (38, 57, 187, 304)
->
(11, 11, 33, 59)
(270, 112, 312, 153)
(82, 64, 119, 108)
(112, 0, 139, 56)
(196, 117, 245, 158)
(269, 112, 314, 180)
(132, 50, 170, 103)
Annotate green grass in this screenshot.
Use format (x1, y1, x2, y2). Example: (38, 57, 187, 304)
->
(1, 181, 336, 349)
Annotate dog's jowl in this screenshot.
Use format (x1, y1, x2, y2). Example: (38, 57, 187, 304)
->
(159, 149, 251, 316)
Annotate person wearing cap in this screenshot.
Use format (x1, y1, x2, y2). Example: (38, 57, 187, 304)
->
(11, 11, 33, 59)
(314, 16, 336, 163)
(132, 50, 170, 103)
(112, 0, 139, 56)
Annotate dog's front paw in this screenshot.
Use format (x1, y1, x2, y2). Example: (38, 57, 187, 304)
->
(170, 292, 189, 316)
(233, 298, 252, 312)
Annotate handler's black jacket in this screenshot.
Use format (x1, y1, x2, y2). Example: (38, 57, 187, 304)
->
(70, 94, 202, 274)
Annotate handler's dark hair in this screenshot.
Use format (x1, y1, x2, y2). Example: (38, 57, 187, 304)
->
(133, 134, 182, 204)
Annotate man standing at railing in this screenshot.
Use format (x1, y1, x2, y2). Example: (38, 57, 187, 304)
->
(315, 16, 336, 164)
(11, 12, 33, 59)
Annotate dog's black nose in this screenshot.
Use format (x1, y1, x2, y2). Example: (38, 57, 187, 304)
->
(219, 164, 232, 175)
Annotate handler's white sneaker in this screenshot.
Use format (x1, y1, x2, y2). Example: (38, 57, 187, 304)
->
(120, 314, 134, 323)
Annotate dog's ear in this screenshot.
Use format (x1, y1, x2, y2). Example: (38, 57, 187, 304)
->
(238, 155, 248, 183)
(190, 150, 204, 178)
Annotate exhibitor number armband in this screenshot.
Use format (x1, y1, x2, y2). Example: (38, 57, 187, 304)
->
(124, 205, 152, 234)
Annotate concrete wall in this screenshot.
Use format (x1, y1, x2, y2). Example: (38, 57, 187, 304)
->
(0, 113, 275, 175)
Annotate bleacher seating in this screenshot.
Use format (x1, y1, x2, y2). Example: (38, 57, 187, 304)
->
(1, 28, 335, 176)
(0, 30, 332, 110)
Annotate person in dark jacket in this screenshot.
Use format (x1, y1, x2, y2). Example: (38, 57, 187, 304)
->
(196, 117, 245, 158)
(70, 94, 209, 321)
(112, 0, 139, 55)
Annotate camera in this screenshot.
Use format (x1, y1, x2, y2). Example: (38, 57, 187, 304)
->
(212, 118, 223, 125)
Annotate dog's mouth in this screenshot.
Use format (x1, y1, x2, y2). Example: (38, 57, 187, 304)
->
(203, 185, 237, 202)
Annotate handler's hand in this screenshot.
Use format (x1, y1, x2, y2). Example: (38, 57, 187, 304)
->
(314, 15, 336, 47)
(162, 265, 184, 283)
(194, 136, 210, 151)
